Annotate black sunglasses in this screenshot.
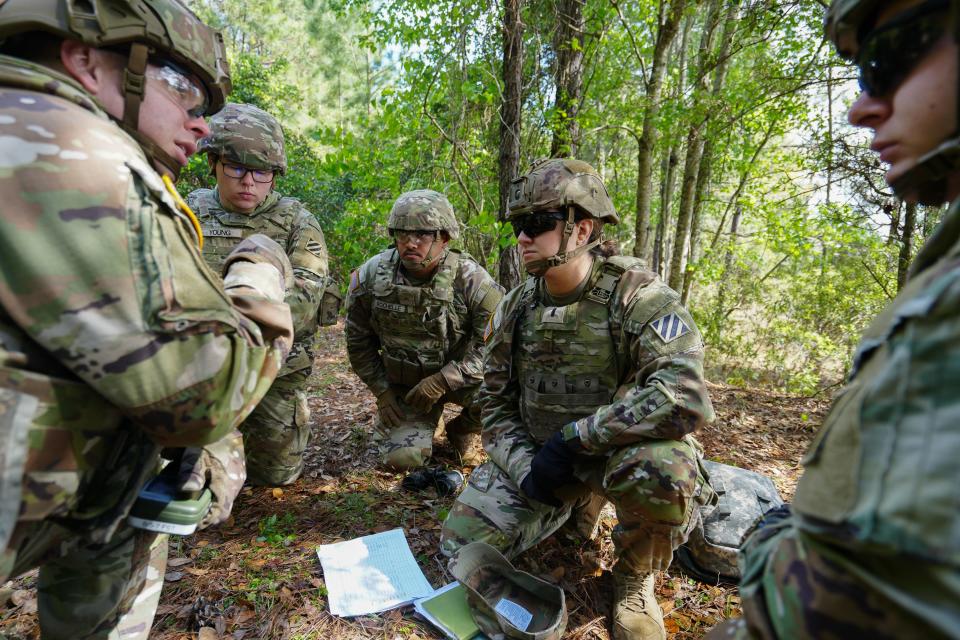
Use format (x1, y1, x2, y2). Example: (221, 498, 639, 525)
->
(856, 0, 948, 98)
(510, 212, 566, 238)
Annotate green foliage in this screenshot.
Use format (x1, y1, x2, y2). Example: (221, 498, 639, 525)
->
(257, 513, 298, 546)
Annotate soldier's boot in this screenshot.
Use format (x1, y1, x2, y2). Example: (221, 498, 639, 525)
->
(611, 566, 665, 640)
(445, 414, 484, 466)
(573, 492, 607, 540)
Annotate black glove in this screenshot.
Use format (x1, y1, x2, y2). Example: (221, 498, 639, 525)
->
(520, 431, 582, 507)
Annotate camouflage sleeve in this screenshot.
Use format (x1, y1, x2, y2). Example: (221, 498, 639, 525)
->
(573, 273, 714, 454)
(344, 260, 389, 397)
(285, 206, 328, 338)
(439, 261, 504, 390)
(479, 290, 538, 485)
(0, 107, 285, 448)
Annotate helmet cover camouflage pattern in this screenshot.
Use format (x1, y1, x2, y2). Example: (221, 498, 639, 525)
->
(507, 158, 619, 225)
(449, 542, 567, 640)
(387, 189, 460, 240)
(200, 102, 287, 174)
(0, 0, 231, 115)
(824, 0, 884, 59)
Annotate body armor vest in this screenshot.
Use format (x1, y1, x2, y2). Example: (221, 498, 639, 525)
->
(369, 249, 466, 387)
(514, 257, 634, 443)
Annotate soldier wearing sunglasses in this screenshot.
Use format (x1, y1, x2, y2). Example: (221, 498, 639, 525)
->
(188, 103, 333, 487)
(708, 0, 960, 638)
(440, 159, 714, 640)
(345, 190, 503, 472)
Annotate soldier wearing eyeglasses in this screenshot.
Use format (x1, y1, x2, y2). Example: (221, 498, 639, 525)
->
(439, 159, 714, 640)
(0, 1, 296, 638)
(345, 190, 503, 471)
(187, 103, 334, 487)
(707, 1, 960, 638)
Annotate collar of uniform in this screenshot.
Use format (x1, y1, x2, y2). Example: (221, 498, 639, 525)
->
(213, 187, 280, 216)
(0, 54, 104, 118)
(539, 256, 599, 307)
(908, 198, 960, 280)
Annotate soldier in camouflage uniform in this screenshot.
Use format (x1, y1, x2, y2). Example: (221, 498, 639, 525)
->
(345, 190, 504, 470)
(0, 1, 294, 638)
(708, 1, 960, 638)
(440, 159, 715, 640)
(188, 103, 330, 487)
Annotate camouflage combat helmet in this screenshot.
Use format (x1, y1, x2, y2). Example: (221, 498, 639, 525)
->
(449, 542, 567, 640)
(200, 103, 287, 174)
(507, 158, 618, 274)
(387, 189, 460, 240)
(0, 0, 231, 179)
(825, 0, 960, 205)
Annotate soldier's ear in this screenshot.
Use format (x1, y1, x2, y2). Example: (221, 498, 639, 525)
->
(61, 41, 124, 118)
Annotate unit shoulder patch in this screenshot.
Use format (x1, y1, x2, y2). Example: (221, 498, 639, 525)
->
(650, 312, 691, 343)
(306, 239, 326, 257)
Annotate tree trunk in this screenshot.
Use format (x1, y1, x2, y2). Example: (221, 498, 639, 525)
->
(897, 201, 916, 291)
(654, 148, 678, 276)
(713, 205, 741, 343)
(550, 0, 584, 157)
(632, 0, 687, 261)
(497, 0, 524, 290)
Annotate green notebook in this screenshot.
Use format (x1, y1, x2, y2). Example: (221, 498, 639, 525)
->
(416, 582, 482, 640)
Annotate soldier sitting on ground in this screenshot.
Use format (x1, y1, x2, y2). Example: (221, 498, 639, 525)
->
(345, 190, 503, 472)
(188, 103, 331, 487)
(708, 0, 960, 636)
(440, 159, 715, 640)
(0, 1, 293, 638)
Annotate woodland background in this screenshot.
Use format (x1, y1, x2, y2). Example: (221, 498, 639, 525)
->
(180, 0, 944, 395)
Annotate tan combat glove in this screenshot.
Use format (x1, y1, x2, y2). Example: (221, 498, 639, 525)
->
(376, 388, 404, 431)
(222, 234, 294, 353)
(404, 372, 448, 414)
(176, 430, 246, 529)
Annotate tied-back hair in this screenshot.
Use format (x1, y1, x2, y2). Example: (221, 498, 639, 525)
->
(573, 211, 619, 258)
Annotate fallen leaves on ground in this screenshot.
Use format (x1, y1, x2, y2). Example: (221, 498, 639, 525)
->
(0, 322, 829, 639)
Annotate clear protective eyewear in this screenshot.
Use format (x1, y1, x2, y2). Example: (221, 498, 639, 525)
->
(392, 229, 439, 245)
(220, 162, 276, 184)
(147, 63, 209, 119)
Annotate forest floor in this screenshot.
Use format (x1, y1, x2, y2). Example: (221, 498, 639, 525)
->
(0, 323, 831, 640)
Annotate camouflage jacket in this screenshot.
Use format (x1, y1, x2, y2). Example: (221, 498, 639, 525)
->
(790, 199, 960, 566)
(345, 248, 503, 396)
(0, 56, 287, 560)
(187, 188, 328, 375)
(482, 256, 713, 486)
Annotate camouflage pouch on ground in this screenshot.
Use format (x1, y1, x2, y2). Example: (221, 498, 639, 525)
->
(319, 279, 343, 327)
(449, 542, 567, 640)
(674, 460, 783, 584)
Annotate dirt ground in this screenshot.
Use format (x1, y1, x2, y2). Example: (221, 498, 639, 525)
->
(0, 323, 830, 639)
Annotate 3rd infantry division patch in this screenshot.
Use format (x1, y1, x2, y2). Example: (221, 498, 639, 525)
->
(650, 312, 690, 343)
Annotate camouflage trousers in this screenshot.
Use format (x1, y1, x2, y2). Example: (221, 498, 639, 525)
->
(440, 436, 709, 574)
(377, 383, 481, 470)
(242, 369, 311, 486)
(706, 512, 960, 640)
(1, 521, 166, 640)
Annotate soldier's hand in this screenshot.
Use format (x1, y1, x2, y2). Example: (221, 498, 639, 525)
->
(404, 372, 448, 413)
(520, 472, 562, 508)
(376, 388, 404, 431)
(177, 430, 246, 528)
(526, 431, 580, 497)
(223, 233, 294, 295)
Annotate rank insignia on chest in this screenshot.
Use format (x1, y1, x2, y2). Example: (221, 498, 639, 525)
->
(541, 306, 567, 324)
(650, 312, 690, 343)
(201, 226, 243, 238)
(374, 300, 407, 313)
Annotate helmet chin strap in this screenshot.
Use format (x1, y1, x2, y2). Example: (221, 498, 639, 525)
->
(890, 2, 960, 205)
(112, 43, 183, 181)
(523, 206, 601, 276)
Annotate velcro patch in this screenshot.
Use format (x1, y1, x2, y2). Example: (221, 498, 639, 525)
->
(306, 240, 326, 257)
(374, 299, 407, 313)
(202, 226, 243, 238)
(541, 306, 566, 323)
(650, 312, 690, 343)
